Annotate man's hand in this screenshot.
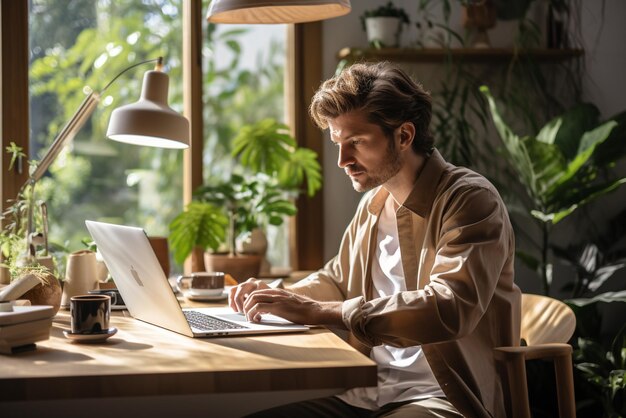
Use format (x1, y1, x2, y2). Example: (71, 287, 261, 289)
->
(241, 288, 345, 328)
(228, 278, 270, 313)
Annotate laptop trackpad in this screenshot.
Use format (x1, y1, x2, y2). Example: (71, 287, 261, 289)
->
(218, 312, 300, 327)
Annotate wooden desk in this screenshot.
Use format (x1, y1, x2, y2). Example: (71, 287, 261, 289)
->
(0, 300, 376, 413)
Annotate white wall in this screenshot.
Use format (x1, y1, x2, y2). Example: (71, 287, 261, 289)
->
(317, 1, 626, 285)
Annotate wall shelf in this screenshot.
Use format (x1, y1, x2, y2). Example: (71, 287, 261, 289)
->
(337, 47, 584, 64)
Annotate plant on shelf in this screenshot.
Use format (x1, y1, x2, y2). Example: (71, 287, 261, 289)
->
(360, 1, 410, 48)
(168, 118, 322, 281)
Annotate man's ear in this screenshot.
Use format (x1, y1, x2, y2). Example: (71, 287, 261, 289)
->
(397, 122, 416, 151)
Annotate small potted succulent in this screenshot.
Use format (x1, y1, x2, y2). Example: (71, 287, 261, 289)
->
(168, 118, 322, 282)
(360, 1, 410, 48)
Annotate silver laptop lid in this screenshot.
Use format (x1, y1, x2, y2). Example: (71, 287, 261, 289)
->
(85, 220, 193, 337)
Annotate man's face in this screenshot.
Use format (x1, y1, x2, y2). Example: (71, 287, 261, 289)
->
(328, 110, 401, 192)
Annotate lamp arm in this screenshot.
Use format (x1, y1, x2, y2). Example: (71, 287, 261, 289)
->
(100, 57, 162, 94)
(29, 91, 100, 185)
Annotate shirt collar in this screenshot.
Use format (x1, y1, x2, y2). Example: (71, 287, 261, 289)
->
(368, 148, 448, 218)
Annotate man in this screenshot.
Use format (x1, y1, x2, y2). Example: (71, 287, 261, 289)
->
(230, 62, 521, 418)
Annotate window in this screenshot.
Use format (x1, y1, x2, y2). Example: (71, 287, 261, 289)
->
(1, 2, 323, 275)
(29, 0, 184, 263)
(203, 22, 288, 268)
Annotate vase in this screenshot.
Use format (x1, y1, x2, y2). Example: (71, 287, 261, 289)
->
(61, 250, 99, 309)
(235, 228, 268, 256)
(236, 228, 270, 276)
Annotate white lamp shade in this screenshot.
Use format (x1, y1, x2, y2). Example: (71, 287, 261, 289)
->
(107, 70, 189, 149)
(207, 0, 351, 24)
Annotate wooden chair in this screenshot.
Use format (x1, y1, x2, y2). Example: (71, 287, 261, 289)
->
(494, 293, 577, 418)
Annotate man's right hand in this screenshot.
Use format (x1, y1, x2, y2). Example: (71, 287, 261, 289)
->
(228, 278, 270, 313)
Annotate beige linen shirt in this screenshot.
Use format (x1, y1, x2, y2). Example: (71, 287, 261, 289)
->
(289, 149, 521, 418)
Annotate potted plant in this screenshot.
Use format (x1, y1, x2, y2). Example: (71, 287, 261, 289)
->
(168, 118, 322, 282)
(482, 87, 626, 416)
(0, 143, 63, 312)
(361, 1, 410, 48)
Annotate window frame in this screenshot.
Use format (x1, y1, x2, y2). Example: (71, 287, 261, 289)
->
(0, 0, 323, 273)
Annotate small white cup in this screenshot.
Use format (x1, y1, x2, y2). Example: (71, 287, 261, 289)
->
(176, 272, 224, 296)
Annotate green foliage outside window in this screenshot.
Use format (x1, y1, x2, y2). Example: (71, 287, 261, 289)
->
(28, 0, 287, 271)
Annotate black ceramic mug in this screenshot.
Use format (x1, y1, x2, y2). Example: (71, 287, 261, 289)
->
(70, 294, 111, 334)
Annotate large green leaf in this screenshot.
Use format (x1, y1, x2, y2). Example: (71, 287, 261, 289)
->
(482, 86, 580, 206)
(545, 120, 618, 197)
(483, 86, 626, 226)
(553, 102, 600, 161)
(521, 136, 566, 200)
(536, 117, 563, 145)
(231, 118, 296, 175)
(278, 148, 323, 197)
(594, 110, 626, 167)
(566, 290, 626, 307)
(547, 176, 626, 224)
(168, 202, 228, 265)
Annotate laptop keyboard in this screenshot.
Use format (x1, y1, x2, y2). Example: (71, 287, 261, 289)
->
(184, 311, 247, 331)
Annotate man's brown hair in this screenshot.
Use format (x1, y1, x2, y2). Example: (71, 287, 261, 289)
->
(309, 62, 434, 154)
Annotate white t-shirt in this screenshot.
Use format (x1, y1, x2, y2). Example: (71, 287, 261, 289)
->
(338, 195, 445, 409)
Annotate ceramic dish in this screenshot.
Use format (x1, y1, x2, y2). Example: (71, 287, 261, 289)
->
(184, 291, 228, 302)
(186, 288, 224, 297)
(63, 327, 118, 343)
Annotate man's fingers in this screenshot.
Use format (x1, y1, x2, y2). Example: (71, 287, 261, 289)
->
(242, 289, 287, 313)
(228, 286, 238, 311)
(229, 279, 272, 313)
(245, 302, 275, 323)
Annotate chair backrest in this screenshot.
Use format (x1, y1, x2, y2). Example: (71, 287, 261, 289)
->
(521, 293, 576, 346)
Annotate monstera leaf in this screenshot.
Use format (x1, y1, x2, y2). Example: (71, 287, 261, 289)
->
(168, 201, 228, 264)
(278, 148, 322, 197)
(231, 119, 296, 175)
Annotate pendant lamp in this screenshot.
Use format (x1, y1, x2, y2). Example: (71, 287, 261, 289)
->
(207, 0, 351, 24)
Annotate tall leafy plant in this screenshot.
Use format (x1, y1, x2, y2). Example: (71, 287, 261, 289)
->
(481, 86, 626, 296)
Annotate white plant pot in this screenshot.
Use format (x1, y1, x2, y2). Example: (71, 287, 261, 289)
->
(235, 228, 268, 256)
(365, 17, 403, 48)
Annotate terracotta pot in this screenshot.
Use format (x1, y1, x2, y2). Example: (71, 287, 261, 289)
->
(461, 0, 497, 48)
(20, 273, 62, 314)
(203, 253, 262, 283)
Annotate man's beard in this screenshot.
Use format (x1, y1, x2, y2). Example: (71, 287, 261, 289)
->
(348, 140, 401, 192)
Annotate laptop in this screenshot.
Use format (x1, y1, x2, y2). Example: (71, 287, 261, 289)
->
(85, 220, 309, 338)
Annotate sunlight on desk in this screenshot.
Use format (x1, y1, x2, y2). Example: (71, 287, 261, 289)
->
(1, 308, 376, 403)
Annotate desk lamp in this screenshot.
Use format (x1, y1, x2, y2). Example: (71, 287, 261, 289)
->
(21, 57, 189, 263)
(30, 57, 188, 186)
